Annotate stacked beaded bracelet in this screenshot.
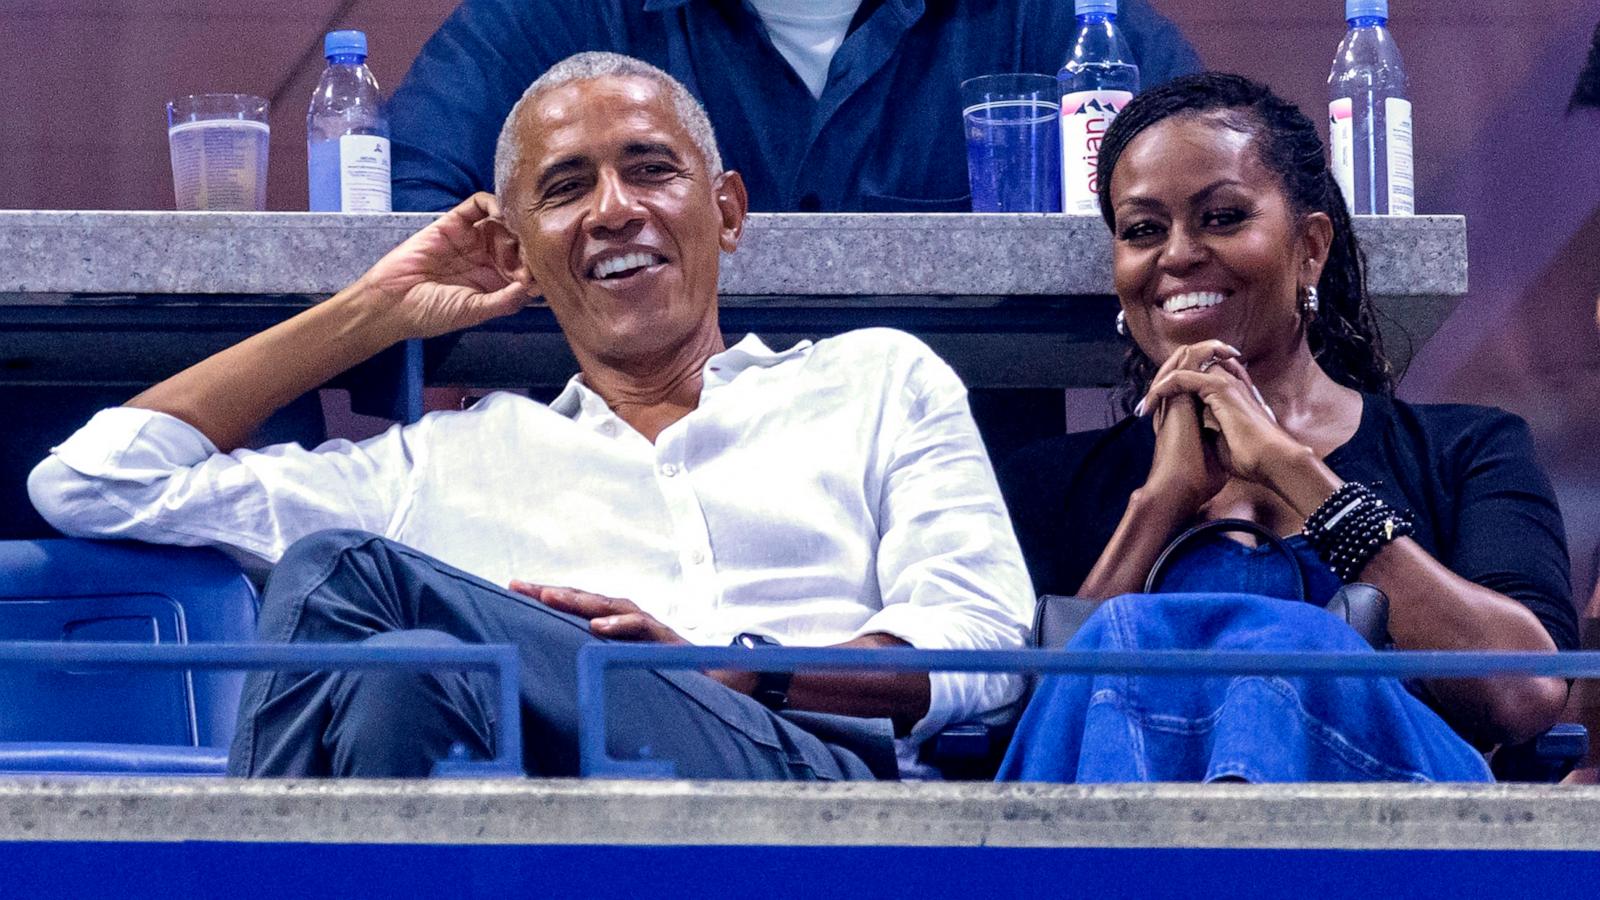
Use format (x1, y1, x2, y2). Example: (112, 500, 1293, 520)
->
(1303, 481, 1416, 582)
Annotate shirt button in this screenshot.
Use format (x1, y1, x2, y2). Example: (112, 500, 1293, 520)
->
(599, 421, 617, 436)
(660, 463, 680, 477)
(689, 550, 706, 565)
(798, 193, 822, 212)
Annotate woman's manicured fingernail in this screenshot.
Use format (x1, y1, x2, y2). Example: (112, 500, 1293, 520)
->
(1225, 344, 1242, 356)
(1252, 385, 1278, 424)
(1134, 399, 1147, 417)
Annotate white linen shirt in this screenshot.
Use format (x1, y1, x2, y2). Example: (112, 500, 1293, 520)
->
(29, 329, 1034, 755)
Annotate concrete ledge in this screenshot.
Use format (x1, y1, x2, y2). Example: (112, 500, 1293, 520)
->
(0, 212, 1468, 388)
(0, 779, 1594, 851)
(0, 212, 1465, 298)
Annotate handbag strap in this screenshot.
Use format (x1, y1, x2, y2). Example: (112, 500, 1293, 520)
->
(1144, 517, 1309, 602)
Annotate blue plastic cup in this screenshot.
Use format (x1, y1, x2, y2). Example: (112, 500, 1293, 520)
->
(961, 74, 1063, 213)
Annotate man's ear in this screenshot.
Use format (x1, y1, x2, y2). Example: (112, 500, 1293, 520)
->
(713, 170, 749, 253)
(482, 206, 536, 290)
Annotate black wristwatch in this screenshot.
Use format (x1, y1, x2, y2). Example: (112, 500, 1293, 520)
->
(731, 632, 792, 711)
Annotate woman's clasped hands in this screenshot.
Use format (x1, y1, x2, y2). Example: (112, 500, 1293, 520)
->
(1136, 339, 1308, 512)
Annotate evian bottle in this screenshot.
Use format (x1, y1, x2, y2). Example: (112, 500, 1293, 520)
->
(1058, 0, 1140, 215)
(1328, 0, 1413, 215)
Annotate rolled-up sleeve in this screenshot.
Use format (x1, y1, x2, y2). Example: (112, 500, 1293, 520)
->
(855, 338, 1035, 745)
(28, 407, 417, 563)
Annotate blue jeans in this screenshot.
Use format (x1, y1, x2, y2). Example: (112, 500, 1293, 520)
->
(996, 594, 1493, 783)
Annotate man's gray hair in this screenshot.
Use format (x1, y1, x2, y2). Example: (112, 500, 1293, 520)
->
(493, 52, 723, 200)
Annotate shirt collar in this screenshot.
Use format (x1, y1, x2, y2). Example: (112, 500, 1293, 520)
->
(548, 333, 812, 422)
(707, 333, 812, 382)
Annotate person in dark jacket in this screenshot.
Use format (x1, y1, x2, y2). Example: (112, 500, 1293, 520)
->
(385, 0, 1200, 213)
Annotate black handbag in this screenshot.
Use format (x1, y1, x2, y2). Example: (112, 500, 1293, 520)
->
(1144, 518, 1393, 650)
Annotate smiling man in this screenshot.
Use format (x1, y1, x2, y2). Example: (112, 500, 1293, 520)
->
(28, 53, 1032, 780)
(488, 64, 736, 442)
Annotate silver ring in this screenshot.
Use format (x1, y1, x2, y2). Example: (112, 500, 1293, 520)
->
(1197, 355, 1220, 374)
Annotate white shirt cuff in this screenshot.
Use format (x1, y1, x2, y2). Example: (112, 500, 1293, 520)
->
(854, 601, 1028, 747)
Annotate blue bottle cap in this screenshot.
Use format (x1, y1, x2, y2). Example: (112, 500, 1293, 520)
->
(1075, 0, 1117, 14)
(1345, 0, 1387, 21)
(324, 29, 368, 60)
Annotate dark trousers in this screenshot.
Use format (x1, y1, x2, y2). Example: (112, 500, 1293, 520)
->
(226, 530, 890, 779)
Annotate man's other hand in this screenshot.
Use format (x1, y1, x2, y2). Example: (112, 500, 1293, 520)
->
(509, 581, 687, 643)
(360, 192, 531, 341)
(510, 580, 763, 695)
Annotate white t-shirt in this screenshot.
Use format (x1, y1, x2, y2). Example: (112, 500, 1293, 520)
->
(30, 329, 1033, 766)
(745, 0, 864, 98)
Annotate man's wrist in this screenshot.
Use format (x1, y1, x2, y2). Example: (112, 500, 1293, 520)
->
(327, 278, 414, 352)
(708, 668, 760, 696)
(731, 633, 792, 711)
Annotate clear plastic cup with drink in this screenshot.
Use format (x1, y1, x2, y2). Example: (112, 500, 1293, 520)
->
(165, 94, 270, 211)
(961, 74, 1063, 213)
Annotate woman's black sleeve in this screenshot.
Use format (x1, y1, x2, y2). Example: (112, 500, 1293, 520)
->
(1443, 411, 1578, 651)
(997, 434, 1097, 598)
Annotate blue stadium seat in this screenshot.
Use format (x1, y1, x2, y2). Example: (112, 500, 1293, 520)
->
(0, 539, 259, 774)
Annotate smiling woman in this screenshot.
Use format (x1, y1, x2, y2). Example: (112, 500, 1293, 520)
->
(996, 73, 1578, 784)
(1096, 75, 1391, 416)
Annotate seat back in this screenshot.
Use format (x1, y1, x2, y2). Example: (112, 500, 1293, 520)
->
(923, 596, 1088, 775)
(0, 539, 258, 748)
(1033, 594, 1098, 650)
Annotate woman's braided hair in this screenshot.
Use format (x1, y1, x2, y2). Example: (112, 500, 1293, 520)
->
(1095, 72, 1398, 413)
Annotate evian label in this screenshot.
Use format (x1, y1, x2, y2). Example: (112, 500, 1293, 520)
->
(1060, 89, 1132, 215)
(1329, 97, 1354, 211)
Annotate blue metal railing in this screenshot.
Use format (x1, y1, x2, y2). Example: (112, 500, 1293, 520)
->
(7, 640, 1599, 780)
(0, 641, 523, 776)
(575, 644, 1600, 777)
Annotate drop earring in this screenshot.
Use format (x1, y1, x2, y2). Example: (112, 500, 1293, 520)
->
(1115, 310, 1128, 336)
(1300, 285, 1320, 319)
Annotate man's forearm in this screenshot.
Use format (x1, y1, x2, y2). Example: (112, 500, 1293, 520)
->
(128, 282, 404, 452)
(721, 634, 933, 736)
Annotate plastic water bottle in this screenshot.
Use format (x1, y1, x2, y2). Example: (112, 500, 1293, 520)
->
(307, 30, 391, 212)
(1058, 0, 1140, 215)
(1327, 0, 1413, 215)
